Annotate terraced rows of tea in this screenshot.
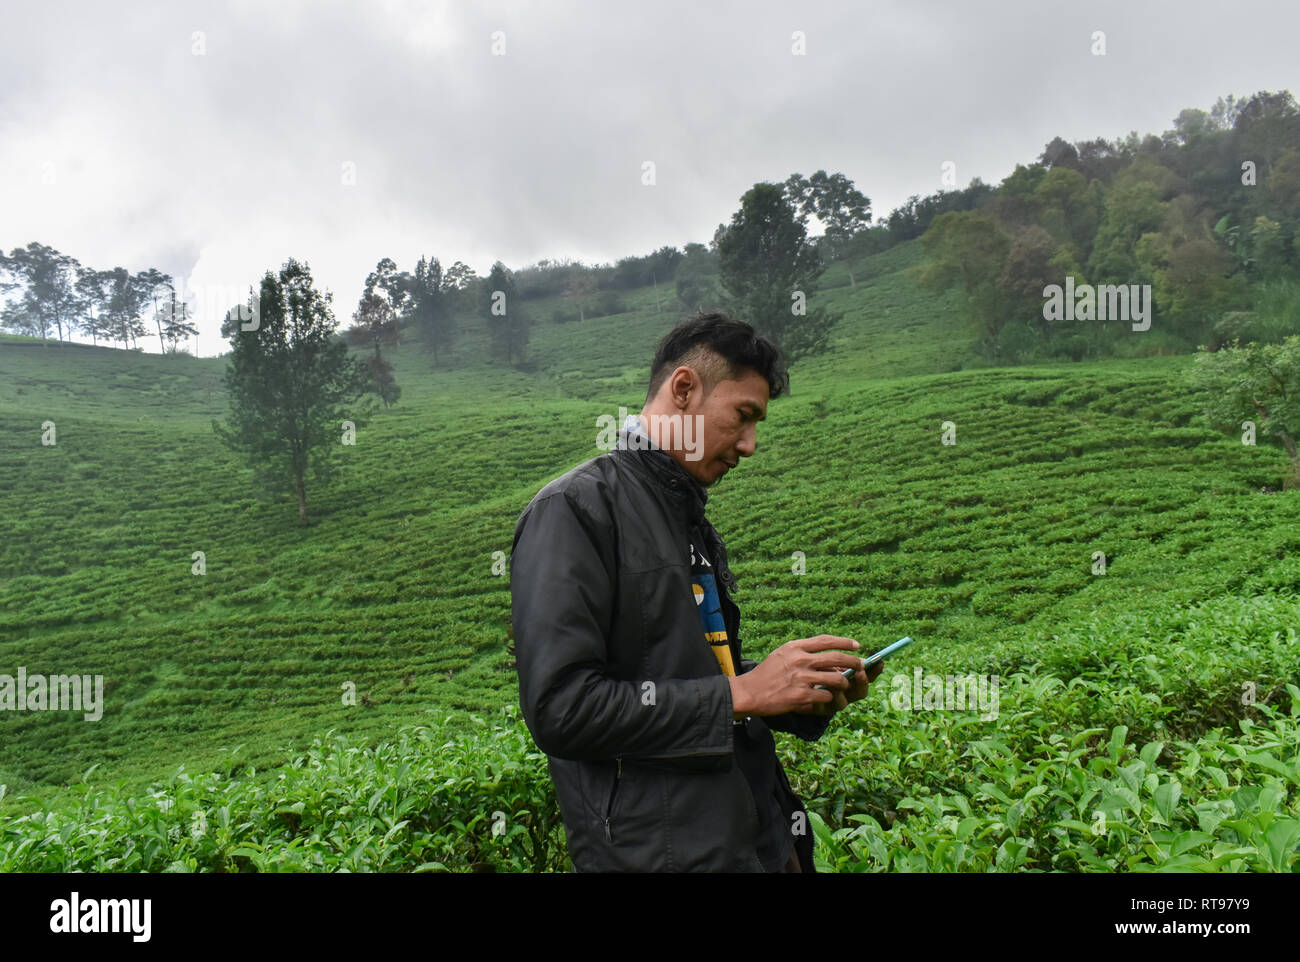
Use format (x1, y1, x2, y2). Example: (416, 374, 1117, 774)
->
(1, 239, 1296, 870)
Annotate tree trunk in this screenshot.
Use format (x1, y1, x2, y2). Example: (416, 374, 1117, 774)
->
(1281, 430, 1300, 489)
(153, 293, 164, 353)
(295, 475, 309, 525)
(1254, 399, 1299, 489)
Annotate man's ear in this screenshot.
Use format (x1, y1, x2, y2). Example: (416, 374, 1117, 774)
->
(678, 365, 709, 410)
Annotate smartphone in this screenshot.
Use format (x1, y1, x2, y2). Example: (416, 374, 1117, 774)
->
(819, 636, 915, 689)
(860, 635, 914, 669)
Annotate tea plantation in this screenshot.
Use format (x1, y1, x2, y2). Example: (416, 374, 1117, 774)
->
(1, 241, 1297, 871)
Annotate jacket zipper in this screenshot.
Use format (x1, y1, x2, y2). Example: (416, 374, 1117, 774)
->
(603, 756, 623, 843)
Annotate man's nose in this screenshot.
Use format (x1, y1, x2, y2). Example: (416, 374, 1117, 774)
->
(736, 426, 757, 456)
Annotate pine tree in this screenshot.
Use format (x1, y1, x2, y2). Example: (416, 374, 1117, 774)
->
(212, 259, 373, 524)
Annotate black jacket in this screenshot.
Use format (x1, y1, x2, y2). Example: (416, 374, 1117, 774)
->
(510, 423, 830, 872)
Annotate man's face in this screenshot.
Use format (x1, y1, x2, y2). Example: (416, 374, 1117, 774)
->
(666, 366, 770, 487)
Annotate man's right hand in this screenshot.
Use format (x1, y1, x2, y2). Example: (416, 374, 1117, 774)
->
(729, 635, 865, 719)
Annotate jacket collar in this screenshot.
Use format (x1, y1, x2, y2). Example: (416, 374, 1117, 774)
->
(616, 414, 708, 528)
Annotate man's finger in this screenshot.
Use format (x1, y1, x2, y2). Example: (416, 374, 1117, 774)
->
(803, 686, 836, 711)
(806, 652, 868, 674)
(792, 635, 860, 653)
(810, 663, 867, 694)
(808, 667, 854, 689)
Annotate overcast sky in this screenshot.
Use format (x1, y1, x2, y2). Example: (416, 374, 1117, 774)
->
(2, 0, 1297, 355)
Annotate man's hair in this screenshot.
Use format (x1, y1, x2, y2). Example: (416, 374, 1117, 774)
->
(645, 311, 789, 405)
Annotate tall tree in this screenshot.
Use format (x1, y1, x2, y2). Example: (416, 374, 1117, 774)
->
(0, 249, 27, 335)
(912, 209, 1013, 358)
(212, 259, 373, 525)
(1154, 238, 1242, 343)
(715, 182, 836, 362)
(1038, 135, 1081, 170)
(1033, 165, 1101, 262)
(1233, 90, 1300, 181)
(363, 257, 409, 321)
(675, 242, 723, 313)
(408, 254, 463, 365)
(1086, 181, 1167, 284)
(135, 268, 175, 353)
(346, 290, 399, 352)
(443, 260, 476, 292)
(102, 267, 147, 348)
(4, 243, 80, 344)
(441, 259, 477, 342)
(996, 225, 1064, 334)
(783, 170, 872, 285)
(159, 288, 199, 353)
(483, 261, 528, 366)
(345, 288, 402, 407)
(0, 250, 16, 299)
(74, 266, 112, 346)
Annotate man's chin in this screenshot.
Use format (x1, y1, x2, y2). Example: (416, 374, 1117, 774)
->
(689, 469, 718, 488)
(685, 458, 730, 487)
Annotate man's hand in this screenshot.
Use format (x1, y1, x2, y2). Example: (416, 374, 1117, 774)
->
(729, 635, 871, 719)
(812, 658, 886, 716)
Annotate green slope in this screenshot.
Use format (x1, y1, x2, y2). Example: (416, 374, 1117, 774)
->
(0, 240, 1295, 837)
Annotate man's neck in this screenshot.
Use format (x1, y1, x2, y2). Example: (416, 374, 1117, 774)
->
(622, 413, 708, 496)
(626, 409, 695, 467)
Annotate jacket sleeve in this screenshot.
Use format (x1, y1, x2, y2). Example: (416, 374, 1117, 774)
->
(737, 657, 832, 742)
(511, 487, 736, 762)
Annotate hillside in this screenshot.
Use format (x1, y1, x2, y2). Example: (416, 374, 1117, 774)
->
(1, 241, 1297, 872)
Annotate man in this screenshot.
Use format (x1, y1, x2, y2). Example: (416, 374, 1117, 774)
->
(510, 311, 882, 872)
